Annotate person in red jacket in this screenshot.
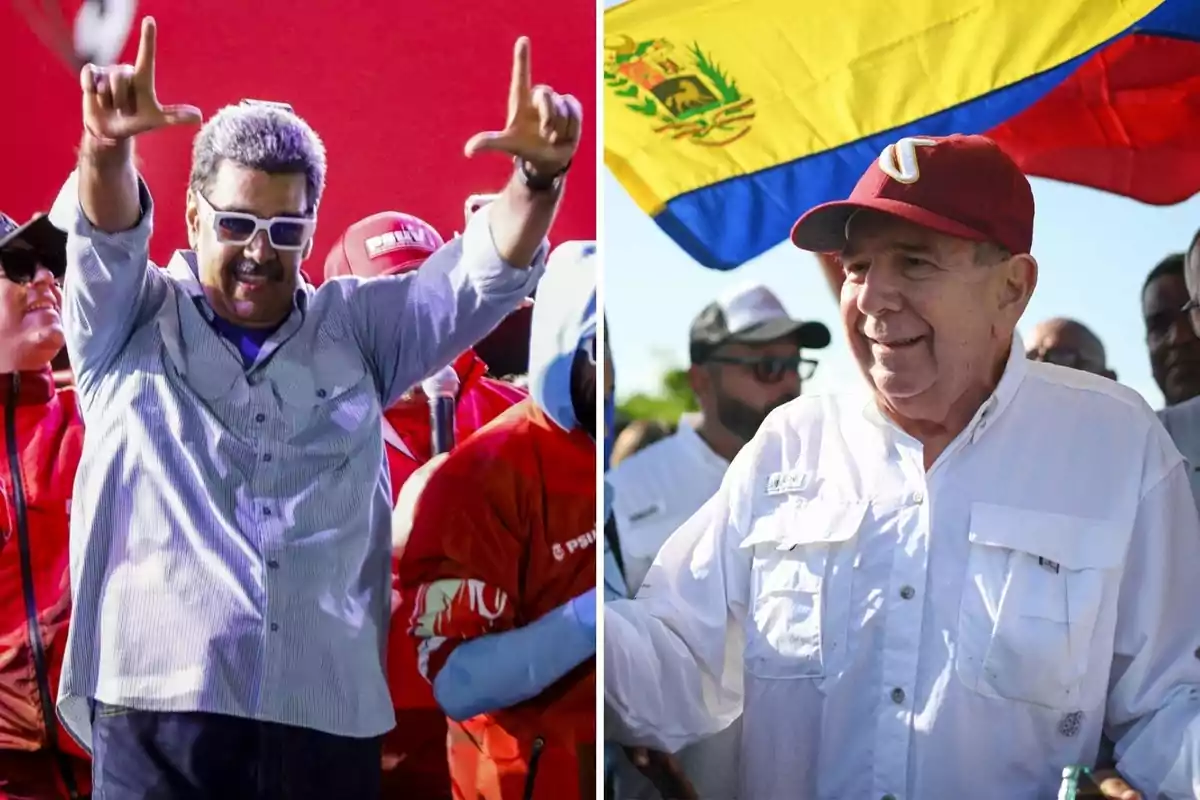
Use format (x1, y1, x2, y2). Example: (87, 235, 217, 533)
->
(0, 212, 90, 799)
(323, 210, 529, 798)
(400, 241, 598, 800)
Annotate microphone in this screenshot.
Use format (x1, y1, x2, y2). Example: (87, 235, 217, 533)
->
(422, 366, 460, 456)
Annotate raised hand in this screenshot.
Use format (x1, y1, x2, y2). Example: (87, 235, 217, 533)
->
(464, 38, 582, 176)
(80, 17, 202, 143)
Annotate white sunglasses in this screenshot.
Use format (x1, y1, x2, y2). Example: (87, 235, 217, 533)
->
(196, 192, 316, 251)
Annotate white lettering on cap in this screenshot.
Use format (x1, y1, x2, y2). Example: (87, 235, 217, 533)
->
(364, 227, 440, 260)
(878, 136, 938, 184)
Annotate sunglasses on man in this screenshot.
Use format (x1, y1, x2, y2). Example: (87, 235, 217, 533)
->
(704, 354, 818, 383)
(0, 250, 65, 286)
(196, 193, 317, 251)
(0, 213, 67, 286)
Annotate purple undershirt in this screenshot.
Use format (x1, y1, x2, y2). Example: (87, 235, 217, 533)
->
(209, 314, 281, 368)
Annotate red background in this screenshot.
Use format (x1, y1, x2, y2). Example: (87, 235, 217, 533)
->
(2, 0, 596, 279)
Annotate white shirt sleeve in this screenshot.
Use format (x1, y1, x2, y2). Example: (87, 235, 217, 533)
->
(1109, 437, 1200, 798)
(604, 434, 760, 754)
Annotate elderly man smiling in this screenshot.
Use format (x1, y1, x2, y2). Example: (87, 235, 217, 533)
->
(50, 16, 582, 798)
(605, 135, 1200, 800)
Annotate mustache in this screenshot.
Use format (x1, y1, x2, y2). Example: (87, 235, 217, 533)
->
(228, 259, 285, 281)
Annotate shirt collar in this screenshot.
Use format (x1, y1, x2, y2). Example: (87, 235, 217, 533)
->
(0, 368, 55, 407)
(676, 412, 733, 471)
(859, 333, 1029, 451)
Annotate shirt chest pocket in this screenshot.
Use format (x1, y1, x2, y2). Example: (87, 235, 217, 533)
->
(956, 503, 1125, 711)
(737, 500, 867, 682)
(276, 352, 374, 444)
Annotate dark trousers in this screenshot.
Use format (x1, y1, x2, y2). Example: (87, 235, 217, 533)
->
(90, 702, 382, 800)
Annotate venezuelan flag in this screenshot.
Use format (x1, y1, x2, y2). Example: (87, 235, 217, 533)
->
(604, 0, 1200, 270)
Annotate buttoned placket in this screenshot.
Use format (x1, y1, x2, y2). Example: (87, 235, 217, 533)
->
(871, 437, 930, 800)
(246, 309, 308, 718)
(868, 392, 1002, 798)
(246, 369, 286, 716)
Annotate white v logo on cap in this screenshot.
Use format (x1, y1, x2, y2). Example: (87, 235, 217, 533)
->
(878, 137, 938, 184)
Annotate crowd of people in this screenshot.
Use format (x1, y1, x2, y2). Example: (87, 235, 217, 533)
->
(0, 15, 595, 800)
(604, 135, 1200, 799)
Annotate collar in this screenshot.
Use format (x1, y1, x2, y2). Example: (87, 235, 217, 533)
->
(860, 333, 1028, 452)
(165, 250, 311, 322)
(676, 413, 733, 471)
(0, 368, 55, 407)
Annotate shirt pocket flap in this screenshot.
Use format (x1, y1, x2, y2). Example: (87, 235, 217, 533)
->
(277, 351, 368, 409)
(968, 503, 1126, 570)
(738, 500, 868, 552)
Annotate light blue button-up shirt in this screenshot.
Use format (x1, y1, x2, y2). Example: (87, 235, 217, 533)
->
(49, 173, 543, 748)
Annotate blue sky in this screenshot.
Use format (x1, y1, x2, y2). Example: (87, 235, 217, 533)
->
(605, 171, 1200, 409)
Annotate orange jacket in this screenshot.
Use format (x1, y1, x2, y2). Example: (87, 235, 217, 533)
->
(400, 400, 596, 800)
(0, 369, 90, 798)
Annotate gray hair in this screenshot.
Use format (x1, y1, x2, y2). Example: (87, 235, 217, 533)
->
(189, 104, 327, 214)
(975, 241, 1014, 264)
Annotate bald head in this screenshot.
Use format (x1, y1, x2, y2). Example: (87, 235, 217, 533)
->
(1027, 317, 1115, 380)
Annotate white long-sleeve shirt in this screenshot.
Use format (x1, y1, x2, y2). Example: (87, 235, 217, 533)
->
(606, 341, 1200, 800)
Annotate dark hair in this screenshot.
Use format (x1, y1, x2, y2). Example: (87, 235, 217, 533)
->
(1143, 253, 1185, 296)
(189, 104, 326, 215)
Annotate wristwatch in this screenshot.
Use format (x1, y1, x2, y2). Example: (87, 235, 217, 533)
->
(516, 157, 571, 192)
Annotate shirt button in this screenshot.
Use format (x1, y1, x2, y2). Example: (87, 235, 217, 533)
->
(1193, 646, 1200, 660)
(316, 389, 327, 399)
(899, 585, 915, 600)
(267, 560, 279, 569)
(255, 413, 266, 423)
(912, 490, 925, 504)
(270, 623, 279, 632)
(263, 507, 272, 517)
(263, 454, 273, 463)
(882, 795, 898, 800)
(890, 687, 905, 704)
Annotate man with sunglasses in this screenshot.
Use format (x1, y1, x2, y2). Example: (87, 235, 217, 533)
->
(47, 15, 580, 798)
(0, 213, 92, 799)
(1025, 317, 1117, 380)
(606, 282, 829, 800)
(605, 135, 1200, 800)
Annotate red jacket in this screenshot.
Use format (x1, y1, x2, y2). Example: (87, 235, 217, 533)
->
(385, 351, 526, 712)
(382, 351, 526, 499)
(0, 369, 90, 798)
(400, 399, 596, 800)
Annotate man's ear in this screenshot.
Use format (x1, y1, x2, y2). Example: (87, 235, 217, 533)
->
(1001, 253, 1038, 317)
(185, 188, 200, 251)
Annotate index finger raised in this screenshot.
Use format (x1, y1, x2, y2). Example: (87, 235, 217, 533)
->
(508, 37, 532, 112)
(133, 17, 157, 81)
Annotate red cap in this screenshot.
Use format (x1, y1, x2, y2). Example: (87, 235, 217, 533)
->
(322, 211, 445, 280)
(790, 134, 1034, 256)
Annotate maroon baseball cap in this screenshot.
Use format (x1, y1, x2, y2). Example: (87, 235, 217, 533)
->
(790, 134, 1034, 256)
(323, 211, 445, 280)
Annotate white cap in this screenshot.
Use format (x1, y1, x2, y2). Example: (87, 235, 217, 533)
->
(689, 282, 830, 364)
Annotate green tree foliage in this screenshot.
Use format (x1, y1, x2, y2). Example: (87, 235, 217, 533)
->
(616, 367, 698, 424)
